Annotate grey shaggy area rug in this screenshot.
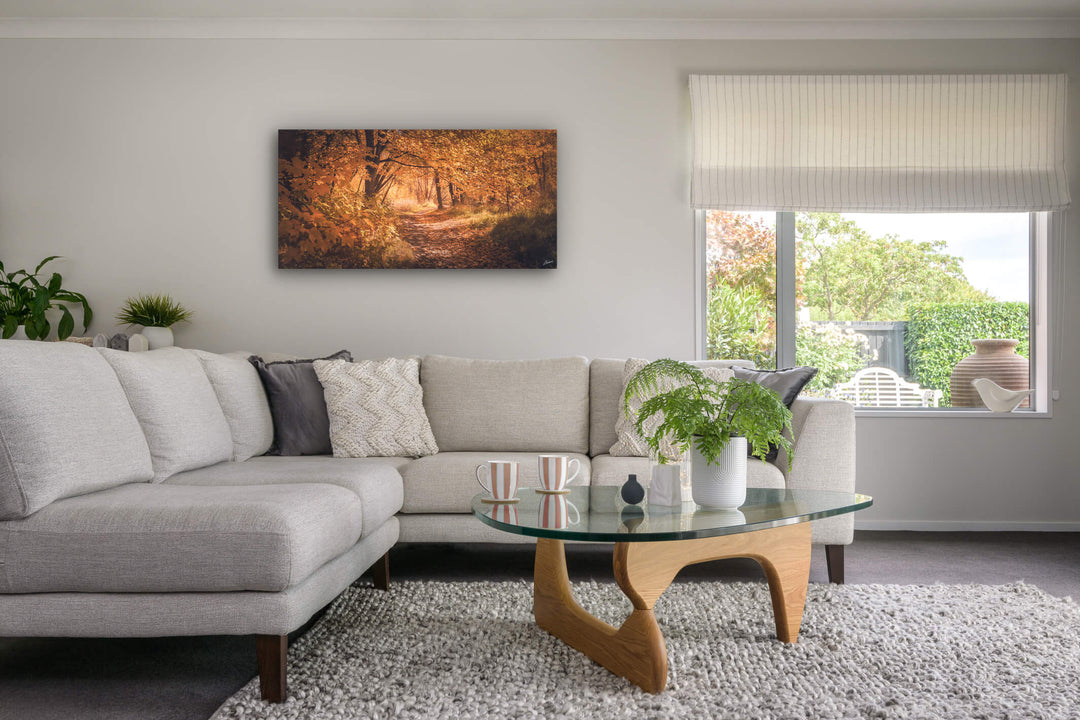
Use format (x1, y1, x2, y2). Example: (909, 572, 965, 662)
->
(212, 580, 1079, 720)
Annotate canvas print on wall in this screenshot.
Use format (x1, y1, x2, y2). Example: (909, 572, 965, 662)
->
(278, 129, 557, 269)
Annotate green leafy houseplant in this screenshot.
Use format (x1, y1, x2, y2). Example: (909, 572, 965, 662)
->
(624, 358, 794, 466)
(0, 256, 93, 340)
(116, 294, 193, 328)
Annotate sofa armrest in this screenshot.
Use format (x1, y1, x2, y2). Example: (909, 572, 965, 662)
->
(774, 397, 856, 546)
(776, 397, 855, 493)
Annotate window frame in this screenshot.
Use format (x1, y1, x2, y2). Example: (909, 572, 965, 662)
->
(694, 210, 1057, 418)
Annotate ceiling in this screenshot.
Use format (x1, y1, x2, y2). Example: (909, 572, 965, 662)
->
(2, 0, 1079, 20)
(1, 0, 1077, 38)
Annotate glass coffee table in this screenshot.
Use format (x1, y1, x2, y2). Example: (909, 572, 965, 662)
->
(472, 485, 872, 693)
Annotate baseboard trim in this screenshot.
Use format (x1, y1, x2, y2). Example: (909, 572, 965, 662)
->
(856, 520, 1080, 532)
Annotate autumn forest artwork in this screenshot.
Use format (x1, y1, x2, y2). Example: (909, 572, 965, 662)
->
(278, 129, 557, 269)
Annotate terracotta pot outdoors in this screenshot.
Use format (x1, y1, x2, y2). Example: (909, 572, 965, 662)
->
(950, 339, 1029, 408)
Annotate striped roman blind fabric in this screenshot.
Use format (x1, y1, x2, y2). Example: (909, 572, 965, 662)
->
(689, 74, 1070, 212)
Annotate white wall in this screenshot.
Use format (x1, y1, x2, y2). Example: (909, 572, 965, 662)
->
(1, 37, 1077, 528)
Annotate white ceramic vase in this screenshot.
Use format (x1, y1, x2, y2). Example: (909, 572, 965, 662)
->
(690, 436, 747, 509)
(8, 325, 29, 341)
(141, 326, 174, 350)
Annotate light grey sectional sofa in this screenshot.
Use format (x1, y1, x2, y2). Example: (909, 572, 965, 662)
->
(0, 342, 400, 703)
(0, 344, 855, 704)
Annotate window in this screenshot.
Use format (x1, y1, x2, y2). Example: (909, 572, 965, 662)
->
(689, 74, 1067, 414)
(701, 210, 1051, 412)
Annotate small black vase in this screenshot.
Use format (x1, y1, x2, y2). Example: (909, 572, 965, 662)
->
(620, 474, 646, 505)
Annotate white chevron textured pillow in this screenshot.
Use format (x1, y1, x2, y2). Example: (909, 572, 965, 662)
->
(314, 358, 438, 458)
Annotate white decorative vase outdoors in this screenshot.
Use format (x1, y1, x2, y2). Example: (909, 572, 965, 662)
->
(141, 326, 174, 350)
(690, 436, 747, 509)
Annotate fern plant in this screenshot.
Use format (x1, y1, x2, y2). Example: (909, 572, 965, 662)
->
(624, 358, 794, 466)
(116, 294, 193, 328)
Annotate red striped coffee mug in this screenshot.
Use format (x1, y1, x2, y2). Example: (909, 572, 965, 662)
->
(537, 455, 581, 492)
(476, 460, 519, 501)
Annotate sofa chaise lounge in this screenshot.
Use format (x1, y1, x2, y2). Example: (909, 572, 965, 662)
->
(0, 344, 854, 702)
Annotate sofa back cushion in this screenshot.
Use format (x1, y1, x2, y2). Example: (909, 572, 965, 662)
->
(588, 359, 626, 457)
(0, 341, 153, 519)
(188, 349, 274, 461)
(421, 355, 590, 453)
(588, 358, 757, 457)
(99, 347, 233, 481)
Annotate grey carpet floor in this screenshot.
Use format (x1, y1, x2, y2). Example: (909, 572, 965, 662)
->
(209, 580, 1080, 720)
(1, 531, 1077, 720)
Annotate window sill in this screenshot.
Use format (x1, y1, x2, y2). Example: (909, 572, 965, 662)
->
(853, 408, 1051, 419)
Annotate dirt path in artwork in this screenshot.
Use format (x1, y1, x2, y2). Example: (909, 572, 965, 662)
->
(397, 209, 521, 269)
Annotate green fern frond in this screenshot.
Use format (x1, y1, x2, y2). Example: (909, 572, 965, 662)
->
(624, 358, 794, 468)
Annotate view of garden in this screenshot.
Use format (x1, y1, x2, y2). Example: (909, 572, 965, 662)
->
(706, 211, 1030, 407)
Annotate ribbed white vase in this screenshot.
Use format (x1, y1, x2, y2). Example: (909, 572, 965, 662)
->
(141, 326, 174, 350)
(690, 436, 747, 509)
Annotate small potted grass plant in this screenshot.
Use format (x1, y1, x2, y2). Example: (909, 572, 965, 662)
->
(624, 358, 793, 509)
(116, 294, 193, 349)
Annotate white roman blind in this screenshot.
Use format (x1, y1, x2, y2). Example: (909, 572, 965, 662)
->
(690, 74, 1070, 212)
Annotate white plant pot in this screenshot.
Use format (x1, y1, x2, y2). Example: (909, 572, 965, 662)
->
(690, 436, 747, 509)
(141, 326, 174, 350)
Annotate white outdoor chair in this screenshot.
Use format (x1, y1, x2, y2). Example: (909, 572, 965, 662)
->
(829, 366, 943, 408)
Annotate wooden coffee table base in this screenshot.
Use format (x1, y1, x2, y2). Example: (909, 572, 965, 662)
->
(532, 521, 812, 693)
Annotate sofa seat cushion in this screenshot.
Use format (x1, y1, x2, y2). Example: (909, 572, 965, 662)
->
(589, 454, 785, 490)
(0, 483, 363, 594)
(401, 452, 590, 514)
(98, 347, 233, 481)
(0, 341, 153, 520)
(167, 456, 405, 536)
(421, 355, 590, 454)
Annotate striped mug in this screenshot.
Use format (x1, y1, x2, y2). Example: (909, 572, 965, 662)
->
(476, 460, 519, 501)
(537, 455, 581, 492)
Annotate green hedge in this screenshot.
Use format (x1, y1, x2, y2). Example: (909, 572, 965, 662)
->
(905, 302, 1029, 406)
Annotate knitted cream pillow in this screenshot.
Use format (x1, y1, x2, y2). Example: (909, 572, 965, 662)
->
(609, 358, 733, 458)
(314, 358, 438, 458)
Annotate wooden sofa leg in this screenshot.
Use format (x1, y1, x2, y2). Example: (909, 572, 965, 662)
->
(256, 634, 287, 703)
(825, 545, 845, 584)
(373, 551, 390, 591)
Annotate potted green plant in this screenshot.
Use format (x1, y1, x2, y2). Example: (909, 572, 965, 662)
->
(116, 294, 193, 349)
(0, 256, 93, 341)
(624, 358, 794, 509)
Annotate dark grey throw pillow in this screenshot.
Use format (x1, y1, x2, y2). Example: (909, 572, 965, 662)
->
(732, 366, 818, 462)
(250, 350, 352, 456)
